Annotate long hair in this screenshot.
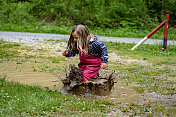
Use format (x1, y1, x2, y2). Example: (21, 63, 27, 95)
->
(67, 25, 90, 55)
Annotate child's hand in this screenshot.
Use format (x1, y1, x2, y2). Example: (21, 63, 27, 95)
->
(101, 63, 107, 69)
(62, 50, 68, 56)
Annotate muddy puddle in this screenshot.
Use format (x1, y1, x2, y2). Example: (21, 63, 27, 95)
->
(107, 83, 142, 103)
(0, 61, 62, 90)
(75, 82, 143, 104)
(0, 61, 142, 104)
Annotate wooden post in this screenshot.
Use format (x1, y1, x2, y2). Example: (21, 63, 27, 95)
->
(162, 14, 169, 50)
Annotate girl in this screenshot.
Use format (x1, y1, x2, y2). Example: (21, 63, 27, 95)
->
(62, 25, 108, 82)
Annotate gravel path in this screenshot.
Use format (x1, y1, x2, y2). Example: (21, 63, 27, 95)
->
(0, 31, 176, 45)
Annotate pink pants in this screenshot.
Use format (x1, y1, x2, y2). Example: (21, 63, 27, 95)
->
(78, 52, 101, 82)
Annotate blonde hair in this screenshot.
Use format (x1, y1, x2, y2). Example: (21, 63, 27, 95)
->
(67, 25, 90, 55)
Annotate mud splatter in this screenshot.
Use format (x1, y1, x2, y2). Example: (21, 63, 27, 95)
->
(60, 64, 115, 96)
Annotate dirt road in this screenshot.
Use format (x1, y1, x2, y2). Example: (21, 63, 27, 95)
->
(1, 31, 176, 45)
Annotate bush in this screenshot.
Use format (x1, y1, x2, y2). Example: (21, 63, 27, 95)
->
(0, 0, 175, 29)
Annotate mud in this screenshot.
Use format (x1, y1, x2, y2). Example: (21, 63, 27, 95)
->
(0, 60, 142, 104)
(60, 64, 143, 103)
(0, 61, 62, 90)
(60, 64, 115, 96)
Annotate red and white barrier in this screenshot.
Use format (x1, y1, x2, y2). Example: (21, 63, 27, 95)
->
(131, 14, 169, 50)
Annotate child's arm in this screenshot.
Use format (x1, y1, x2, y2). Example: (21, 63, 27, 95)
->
(101, 63, 107, 69)
(62, 50, 68, 56)
(62, 49, 79, 57)
(99, 42, 108, 69)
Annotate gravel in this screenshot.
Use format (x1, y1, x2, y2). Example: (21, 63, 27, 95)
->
(0, 31, 176, 45)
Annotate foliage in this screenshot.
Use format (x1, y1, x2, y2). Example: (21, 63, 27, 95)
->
(0, 0, 175, 29)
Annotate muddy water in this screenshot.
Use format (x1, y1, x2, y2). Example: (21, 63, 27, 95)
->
(107, 82, 142, 103)
(0, 61, 62, 90)
(0, 61, 142, 103)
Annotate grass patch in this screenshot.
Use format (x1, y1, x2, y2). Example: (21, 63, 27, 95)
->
(0, 40, 20, 59)
(107, 61, 175, 95)
(105, 41, 176, 116)
(0, 23, 71, 35)
(32, 64, 60, 73)
(0, 78, 113, 116)
(47, 57, 66, 63)
(105, 41, 176, 64)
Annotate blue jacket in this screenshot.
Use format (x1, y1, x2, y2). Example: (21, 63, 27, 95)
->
(66, 37, 108, 63)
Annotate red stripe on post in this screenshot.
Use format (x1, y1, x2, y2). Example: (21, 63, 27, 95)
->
(163, 14, 169, 50)
(146, 21, 165, 38)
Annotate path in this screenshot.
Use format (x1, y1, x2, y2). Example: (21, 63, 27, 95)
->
(0, 31, 176, 45)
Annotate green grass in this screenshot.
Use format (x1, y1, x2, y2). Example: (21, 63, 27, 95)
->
(105, 41, 176, 94)
(104, 41, 176, 64)
(0, 40, 20, 59)
(109, 62, 175, 95)
(104, 42, 176, 116)
(0, 23, 71, 35)
(0, 40, 175, 116)
(0, 78, 113, 116)
(91, 26, 176, 40)
(1, 23, 176, 40)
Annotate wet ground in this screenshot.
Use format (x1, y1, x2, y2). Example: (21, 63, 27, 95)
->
(1, 32, 175, 116)
(0, 61, 62, 90)
(0, 60, 143, 104)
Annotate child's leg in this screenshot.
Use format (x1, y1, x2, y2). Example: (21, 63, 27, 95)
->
(82, 65, 100, 82)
